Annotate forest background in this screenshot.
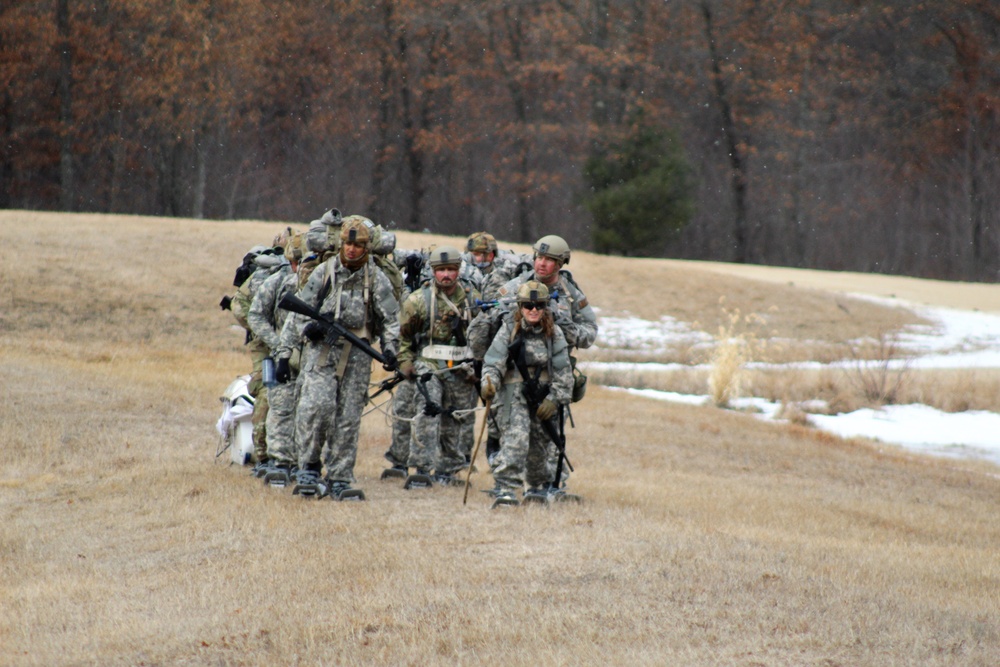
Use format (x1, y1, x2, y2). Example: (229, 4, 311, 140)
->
(3, 0, 999, 280)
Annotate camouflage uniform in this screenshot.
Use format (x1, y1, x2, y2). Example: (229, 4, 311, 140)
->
(496, 269, 598, 352)
(481, 312, 572, 491)
(232, 252, 288, 462)
(247, 264, 300, 466)
(398, 280, 482, 476)
(275, 255, 399, 483)
(476, 250, 533, 302)
(491, 254, 598, 484)
(383, 249, 423, 470)
(385, 247, 477, 471)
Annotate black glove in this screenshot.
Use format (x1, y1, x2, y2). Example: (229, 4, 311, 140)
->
(275, 357, 291, 384)
(382, 349, 398, 372)
(219, 295, 233, 311)
(303, 321, 325, 342)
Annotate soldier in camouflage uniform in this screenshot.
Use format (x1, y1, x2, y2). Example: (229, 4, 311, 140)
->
(381, 248, 427, 479)
(396, 246, 482, 486)
(228, 230, 292, 466)
(480, 281, 573, 505)
(384, 238, 497, 478)
(465, 232, 533, 301)
(247, 232, 307, 479)
(474, 235, 597, 484)
(478, 240, 534, 305)
(272, 218, 400, 499)
(496, 235, 598, 353)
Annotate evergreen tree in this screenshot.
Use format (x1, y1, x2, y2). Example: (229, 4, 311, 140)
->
(583, 114, 694, 257)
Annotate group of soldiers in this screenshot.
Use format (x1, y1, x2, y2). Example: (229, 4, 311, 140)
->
(221, 208, 598, 507)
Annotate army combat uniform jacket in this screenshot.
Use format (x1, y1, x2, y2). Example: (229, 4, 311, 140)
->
(481, 313, 573, 490)
(397, 282, 482, 475)
(275, 255, 399, 480)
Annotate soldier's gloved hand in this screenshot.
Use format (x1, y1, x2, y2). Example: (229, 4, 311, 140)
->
(399, 361, 415, 380)
(536, 398, 557, 421)
(303, 321, 325, 342)
(219, 295, 233, 311)
(275, 357, 291, 384)
(481, 378, 496, 402)
(382, 349, 398, 372)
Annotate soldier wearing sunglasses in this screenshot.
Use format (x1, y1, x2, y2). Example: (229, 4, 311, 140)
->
(480, 281, 573, 505)
(488, 235, 597, 491)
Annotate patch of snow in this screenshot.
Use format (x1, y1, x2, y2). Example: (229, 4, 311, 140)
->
(594, 299, 1000, 468)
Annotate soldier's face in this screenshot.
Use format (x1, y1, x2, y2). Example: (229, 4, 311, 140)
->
(534, 255, 560, 283)
(472, 251, 494, 267)
(434, 265, 459, 289)
(343, 241, 366, 260)
(521, 302, 544, 324)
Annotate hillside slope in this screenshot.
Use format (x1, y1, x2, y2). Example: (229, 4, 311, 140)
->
(1, 211, 998, 666)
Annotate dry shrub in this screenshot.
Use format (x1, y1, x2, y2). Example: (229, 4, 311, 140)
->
(707, 301, 769, 407)
(843, 329, 911, 407)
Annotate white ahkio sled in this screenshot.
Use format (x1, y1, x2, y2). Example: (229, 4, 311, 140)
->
(215, 375, 255, 465)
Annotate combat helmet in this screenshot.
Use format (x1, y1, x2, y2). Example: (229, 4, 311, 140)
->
(466, 232, 498, 255)
(532, 235, 570, 265)
(516, 280, 549, 306)
(340, 215, 373, 245)
(428, 245, 462, 268)
(339, 217, 371, 269)
(284, 231, 307, 263)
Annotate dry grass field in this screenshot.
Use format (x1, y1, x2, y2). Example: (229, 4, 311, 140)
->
(1, 210, 999, 666)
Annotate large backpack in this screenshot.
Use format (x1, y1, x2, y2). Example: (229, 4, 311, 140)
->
(374, 254, 405, 302)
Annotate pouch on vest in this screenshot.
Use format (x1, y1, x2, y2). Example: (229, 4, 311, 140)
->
(570, 355, 587, 403)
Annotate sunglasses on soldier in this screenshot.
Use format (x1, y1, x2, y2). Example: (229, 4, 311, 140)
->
(519, 301, 546, 311)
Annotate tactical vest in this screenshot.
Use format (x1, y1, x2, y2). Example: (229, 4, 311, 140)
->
(417, 284, 475, 363)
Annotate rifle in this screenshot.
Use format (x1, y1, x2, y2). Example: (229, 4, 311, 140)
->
(476, 297, 517, 311)
(278, 292, 391, 367)
(415, 372, 453, 417)
(507, 336, 573, 477)
(369, 371, 406, 401)
(477, 289, 560, 312)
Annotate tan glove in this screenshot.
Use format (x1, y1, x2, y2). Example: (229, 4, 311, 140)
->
(399, 361, 415, 380)
(536, 398, 557, 421)
(481, 377, 496, 402)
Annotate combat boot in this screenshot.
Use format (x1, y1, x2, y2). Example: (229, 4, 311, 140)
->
(432, 472, 463, 487)
(326, 480, 366, 502)
(490, 488, 520, 509)
(403, 468, 434, 490)
(380, 464, 408, 481)
(262, 460, 294, 488)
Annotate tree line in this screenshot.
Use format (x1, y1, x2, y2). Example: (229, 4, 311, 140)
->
(3, 0, 998, 280)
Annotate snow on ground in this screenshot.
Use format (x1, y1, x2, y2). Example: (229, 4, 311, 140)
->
(586, 296, 1000, 468)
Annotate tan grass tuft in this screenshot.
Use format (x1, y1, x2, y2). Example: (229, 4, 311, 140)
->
(707, 301, 768, 407)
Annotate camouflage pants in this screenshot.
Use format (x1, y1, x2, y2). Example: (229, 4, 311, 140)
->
(385, 378, 416, 468)
(265, 371, 299, 465)
(486, 404, 501, 472)
(247, 343, 269, 462)
(249, 372, 269, 463)
(493, 386, 557, 490)
(409, 365, 478, 475)
(294, 345, 372, 483)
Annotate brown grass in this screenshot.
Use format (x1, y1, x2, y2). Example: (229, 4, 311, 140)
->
(1, 211, 999, 665)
